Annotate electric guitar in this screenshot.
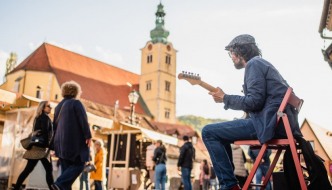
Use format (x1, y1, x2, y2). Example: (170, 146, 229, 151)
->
(178, 71, 248, 119)
(177, 71, 218, 92)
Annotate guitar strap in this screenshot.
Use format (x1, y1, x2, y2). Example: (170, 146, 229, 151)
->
(55, 101, 67, 125)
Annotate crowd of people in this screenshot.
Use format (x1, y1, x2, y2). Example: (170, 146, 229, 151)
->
(13, 34, 309, 190)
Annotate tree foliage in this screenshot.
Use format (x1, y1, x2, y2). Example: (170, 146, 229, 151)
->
(177, 115, 228, 132)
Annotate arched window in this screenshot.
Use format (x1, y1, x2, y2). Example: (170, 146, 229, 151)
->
(165, 54, 171, 65)
(147, 55, 153, 63)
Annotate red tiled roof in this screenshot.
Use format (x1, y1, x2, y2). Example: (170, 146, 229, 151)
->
(13, 43, 139, 85)
(11, 43, 148, 115)
(54, 69, 145, 114)
(12, 43, 53, 72)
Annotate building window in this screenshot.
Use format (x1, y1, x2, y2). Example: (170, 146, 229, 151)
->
(146, 81, 152, 91)
(36, 86, 41, 99)
(13, 81, 20, 93)
(165, 81, 170, 91)
(165, 55, 171, 65)
(13, 76, 23, 93)
(147, 55, 153, 63)
(165, 108, 170, 119)
(55, 94, 58, 100)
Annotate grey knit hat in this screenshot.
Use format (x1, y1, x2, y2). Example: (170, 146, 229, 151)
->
(225, 34, 256, 50)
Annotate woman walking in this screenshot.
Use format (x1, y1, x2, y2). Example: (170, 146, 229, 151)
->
(51, 80, 92, 190)
(14, 101, 54, 190)
(153, 140, 167, 190)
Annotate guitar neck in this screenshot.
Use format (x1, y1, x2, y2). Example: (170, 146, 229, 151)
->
(199, 81, 217, 92)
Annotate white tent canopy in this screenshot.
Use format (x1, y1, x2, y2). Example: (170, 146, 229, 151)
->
(120, 122, 178, 146)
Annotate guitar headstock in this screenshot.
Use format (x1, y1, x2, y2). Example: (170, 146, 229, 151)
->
(177, 71, 202, 85)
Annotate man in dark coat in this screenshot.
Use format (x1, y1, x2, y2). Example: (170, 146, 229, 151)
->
(51, 80, 92, 190)
(202, 34, 302, 190)
(177, 135, 195, 190)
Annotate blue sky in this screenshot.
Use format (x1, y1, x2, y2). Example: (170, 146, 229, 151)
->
(1, 1, 332, 131)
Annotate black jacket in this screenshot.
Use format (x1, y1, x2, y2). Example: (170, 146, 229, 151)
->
(33, 112, 53, 147)
(153, 146, 166, 165)
(53, 98, 92, 162)
(177, 142, 195, 169)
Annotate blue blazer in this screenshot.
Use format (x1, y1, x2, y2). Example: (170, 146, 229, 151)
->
(223, 57, 302, 143)
(53, 98, 92, 162)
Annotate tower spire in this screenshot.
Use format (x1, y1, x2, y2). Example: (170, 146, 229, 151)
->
(150, 3, 169, 44)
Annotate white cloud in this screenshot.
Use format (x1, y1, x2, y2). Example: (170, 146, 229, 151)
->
(49, 41, 85, 54)
(29, 41, 85, 55)
(28, 42, 43, 51)
(95, 46, 125, 65)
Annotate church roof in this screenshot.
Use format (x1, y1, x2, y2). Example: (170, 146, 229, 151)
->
(12, 43, 139, 85)
(10, 43, 148, 115)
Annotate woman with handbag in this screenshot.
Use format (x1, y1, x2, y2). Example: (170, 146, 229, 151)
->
(13, 101, 54, 190)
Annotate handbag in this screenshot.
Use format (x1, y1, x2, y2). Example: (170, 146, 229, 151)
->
(30, 128, 46, 148)
(20, 135, 32, 150)
(20, 128, 44, 150)
(84, 163, 96, 173)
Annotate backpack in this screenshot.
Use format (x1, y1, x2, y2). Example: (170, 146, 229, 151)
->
(283, 137, 332, 190)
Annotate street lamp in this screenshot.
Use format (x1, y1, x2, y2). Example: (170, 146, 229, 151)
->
(128, 90, 139, 125)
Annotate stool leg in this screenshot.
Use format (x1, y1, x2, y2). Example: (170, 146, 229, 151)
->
(243, 144, 268, 190)
(261, 148, 282, 190)
(283, 115, 307, 190)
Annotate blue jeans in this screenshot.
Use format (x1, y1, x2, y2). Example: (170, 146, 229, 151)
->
(181, 167, 192, 190)
(94, 180, 102, 190)
(210, 178, 218, 190)
(255, 165, 271, 190)
(202, 119, 257, 190)
(55, 158, 85, 190)
(154, 163, 166, 190)
(80, 172, 90, 190)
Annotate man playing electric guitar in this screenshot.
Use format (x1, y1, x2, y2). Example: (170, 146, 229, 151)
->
(200, 34, 302, 190)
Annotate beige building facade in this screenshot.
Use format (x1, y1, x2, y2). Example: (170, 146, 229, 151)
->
(140, 42, 177, 124)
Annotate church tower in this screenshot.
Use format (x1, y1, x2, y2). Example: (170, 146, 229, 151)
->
(139, 3, 177, 123)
